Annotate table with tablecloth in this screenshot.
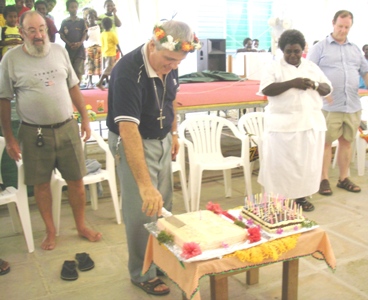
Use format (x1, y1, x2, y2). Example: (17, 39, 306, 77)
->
(142, 227, 336, 300)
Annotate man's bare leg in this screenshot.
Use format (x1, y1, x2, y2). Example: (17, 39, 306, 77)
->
(337, 136, 352, 181)
(66, 179, 102, 241)
(34, 182, 57, 250)
(321, 142, 333, 180)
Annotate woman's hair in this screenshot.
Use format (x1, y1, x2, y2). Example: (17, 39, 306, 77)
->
(278, 29, 306, 51)
(152, 20, 194, 51)
(362, 44, 368, 51)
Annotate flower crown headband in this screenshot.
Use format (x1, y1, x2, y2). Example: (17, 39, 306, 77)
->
(153, 24, 201, 53)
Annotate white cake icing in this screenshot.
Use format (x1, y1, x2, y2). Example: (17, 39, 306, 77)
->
(156, 210, 247, 251)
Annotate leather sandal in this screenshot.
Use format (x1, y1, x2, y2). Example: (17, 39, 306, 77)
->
(337, 178, 361, 193)
(131, 278, 170, 296)
(295, 198, 315, 212)
(319, 179, 333, 196)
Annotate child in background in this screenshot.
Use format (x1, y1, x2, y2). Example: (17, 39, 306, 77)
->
(96, 17, 118, 90)
(98, 0, 121, 34)
(35, 0, 58, 42)
(15, 0, 30, 17)
(85, 9, 101, 88)
(0, 5, 23, 60)
(45, 0, 55, 20)
(59, 0, 87, 82)
(25, 0, 34, 10)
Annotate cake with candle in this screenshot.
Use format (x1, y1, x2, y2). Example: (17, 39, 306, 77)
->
(241, 194, 305, 234)
(156, 210, 247, 251)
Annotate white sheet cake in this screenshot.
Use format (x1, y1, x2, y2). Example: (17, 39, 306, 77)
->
(156, 210, 247, 251)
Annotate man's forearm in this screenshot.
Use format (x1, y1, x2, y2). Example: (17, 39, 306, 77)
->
(69, 85, 88, 119)
(119, 122, 153, 190)
(0, 99, 15, 141)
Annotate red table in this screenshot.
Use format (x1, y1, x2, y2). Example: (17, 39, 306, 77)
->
(79, 83, 368, 121)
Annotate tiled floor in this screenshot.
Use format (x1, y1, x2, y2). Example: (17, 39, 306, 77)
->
(1, 135, 368, 300)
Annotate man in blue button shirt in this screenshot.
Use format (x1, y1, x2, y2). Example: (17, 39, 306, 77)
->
(308, 10, 368, 195)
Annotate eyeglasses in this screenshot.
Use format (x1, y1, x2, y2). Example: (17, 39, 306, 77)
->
(23, 26, 48, 36)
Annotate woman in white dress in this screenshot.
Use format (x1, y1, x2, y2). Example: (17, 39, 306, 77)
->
(258, 29, 332, 211)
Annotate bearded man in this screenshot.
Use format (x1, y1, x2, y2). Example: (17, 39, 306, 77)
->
(0, 11, 102, 250)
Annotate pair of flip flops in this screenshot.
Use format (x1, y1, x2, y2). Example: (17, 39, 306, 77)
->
(60, 253, 94, 281)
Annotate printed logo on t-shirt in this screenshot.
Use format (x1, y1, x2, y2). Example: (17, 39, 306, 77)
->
(34, 69, 58, 87)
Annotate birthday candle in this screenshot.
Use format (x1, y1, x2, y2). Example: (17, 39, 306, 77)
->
(199, 210, 202, 220)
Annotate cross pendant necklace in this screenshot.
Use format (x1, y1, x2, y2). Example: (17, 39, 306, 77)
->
(153, 78, 166, 129)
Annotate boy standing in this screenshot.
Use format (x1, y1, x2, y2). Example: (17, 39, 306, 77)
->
(59, 0, 87, 82)
(96, 17, 118, 90)
(0, 5, 23, 59)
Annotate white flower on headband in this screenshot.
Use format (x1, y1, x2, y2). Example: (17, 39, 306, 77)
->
(161, 35, 177, 51)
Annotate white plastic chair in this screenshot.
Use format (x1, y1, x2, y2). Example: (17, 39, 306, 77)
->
(179, 115, 252, 211)
(0, 137, 34, 253)
(238, 112, 264, 173)
(356, 96, 368, 175)
(172, 138, 190, 212)
(51, 130, 121, 235)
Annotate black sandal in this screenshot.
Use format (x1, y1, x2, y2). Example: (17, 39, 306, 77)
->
(75, 253, 94, 271)
(131, 278, 170, 296)
(60, 260, 78, 281)
(337, 178, 361, 193)
(319, 179, 333, 196)
(295, 198, 315, 212)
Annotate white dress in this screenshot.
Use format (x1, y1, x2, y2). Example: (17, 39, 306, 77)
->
(258, 57, 332, 198)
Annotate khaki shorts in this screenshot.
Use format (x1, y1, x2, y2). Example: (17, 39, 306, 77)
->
(322, 110, 361, 143)
(102, 56, 116, 76)
(18, 119, 86, 185)
(71, 57, 85, 79)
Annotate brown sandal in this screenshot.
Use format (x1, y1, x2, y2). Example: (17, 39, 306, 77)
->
(319, 179, 333, 196)
(0, 259, 10, 275)
(337, 178, 361, 193)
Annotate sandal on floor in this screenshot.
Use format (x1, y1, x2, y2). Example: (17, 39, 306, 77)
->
(337, 178, 361, 193)
(295, 198, 315, 212)
(60, 260, 78, 281)
(131, 278, 170, 296)
(75, 252, 94, 271)
(0, 259, 10, 275)
(319, 179, 333, 196)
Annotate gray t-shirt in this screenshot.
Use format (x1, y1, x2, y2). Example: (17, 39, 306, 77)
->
(0, 43, 79, 124)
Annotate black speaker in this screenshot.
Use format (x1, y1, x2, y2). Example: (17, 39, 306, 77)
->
(197, 39, 226, 72)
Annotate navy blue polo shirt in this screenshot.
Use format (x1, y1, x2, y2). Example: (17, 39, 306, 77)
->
(106, 43, 179, 138)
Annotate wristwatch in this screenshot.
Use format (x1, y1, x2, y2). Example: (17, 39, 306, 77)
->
(314, 81, 319, 91)
(171, 131, 178, 136)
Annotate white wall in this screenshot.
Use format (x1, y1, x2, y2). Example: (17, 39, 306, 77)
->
(271, 0, 368, 49)
(113, 0, 368, 75)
